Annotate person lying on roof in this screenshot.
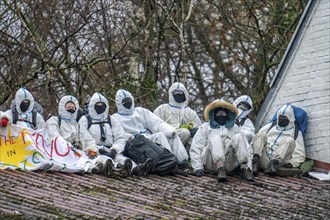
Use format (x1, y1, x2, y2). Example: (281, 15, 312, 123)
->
(0, 88, 45, 130)
(233, 95, 255, 143)
(45, 95, 117, 177)
(113, 89, 189, 174)
(78, 92, 152, 177)
(190, 99, 254, 182)
(154, 82, 202, 150)
(250, 104, 306, 176)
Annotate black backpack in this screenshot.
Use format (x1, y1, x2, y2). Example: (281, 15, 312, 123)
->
(58, 113, 112, 142)
(123, 135, 178, 176)
(11, 100, 43, 129)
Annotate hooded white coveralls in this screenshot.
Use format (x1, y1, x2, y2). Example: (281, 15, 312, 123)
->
(45, 95, 109, 172)
(250, 104, 306, 169)
(233, 95, 255, 143)
(4, 88, 45, 129)
(153, 82, 202, 145)
(78, 93, 137, 168)
(113, 89, 188, 162)
(190, 100, 252, 173)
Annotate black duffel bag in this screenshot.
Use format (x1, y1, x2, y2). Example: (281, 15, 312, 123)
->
(123, 135, 178, 176)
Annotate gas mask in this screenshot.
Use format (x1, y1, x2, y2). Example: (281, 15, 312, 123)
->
(214, 108, 228, 126)
(278, 115, 289, 127)
(19, 99, 31, 113)
(65, 102, 76, 114)
(172, 90, 186, 103)
(94, 102, 106, 114)
(237, 102, 251, 111)
(122, 97, 133, 109)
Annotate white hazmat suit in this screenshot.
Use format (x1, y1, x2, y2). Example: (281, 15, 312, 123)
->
(4, 88, 45, 129)
(233, 95, 255, 143)
(154, 82, 202, 146)
(190, 100, 253, 181)
(251, 104, 305, 170)
(78, 93, 137, 169)
(113, 89, 188, 162)
(46, 95, 110, 173)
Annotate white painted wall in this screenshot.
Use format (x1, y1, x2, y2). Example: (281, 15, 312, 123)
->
(260, 0, 330, 163)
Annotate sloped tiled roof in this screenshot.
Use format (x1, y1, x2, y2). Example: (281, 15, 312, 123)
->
(1, 169, 329, 219)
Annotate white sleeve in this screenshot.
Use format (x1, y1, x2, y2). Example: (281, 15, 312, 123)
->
(110, 116, 129, 154)
(45, 116, 61, 141)
(79, 122, 98, 152)
(186, 108, 202, 127)
(144, 108, 176, 138)
(241, 119, 255, 143)
(190, 124, 208, 171)
(36, 113, 46, 129)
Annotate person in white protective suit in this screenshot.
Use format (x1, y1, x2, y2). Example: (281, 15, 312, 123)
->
(1, 88, 45, 130)
(232, 95, 255, 143)
(45, 95, 115, 177)
(78, 93, 152, 177)
(113, 89, 190, 170)
(250, 104, 306, 176)
(190, 99, 254, 182)
(153, 82, 202, 148)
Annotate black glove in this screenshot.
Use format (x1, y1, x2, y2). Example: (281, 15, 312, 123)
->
(282, 163, 293, 168)
(108, 149, 117, 160)
(194, 169, 204, 177)
(99, 148, 117, 160)
(190, 127, 198, 137)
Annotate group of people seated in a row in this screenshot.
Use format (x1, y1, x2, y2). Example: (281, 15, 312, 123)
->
(0, 82, 306, 181)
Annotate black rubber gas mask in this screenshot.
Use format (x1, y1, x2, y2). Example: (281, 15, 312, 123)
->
(172, 89, 186, 103)
(122, 97, 133, 109)
(65, 101, 76, 114)
(214, 108, 228, 126)
(94, 102, 106, 114)
(20, 100, 31, 113)
(278, 115, 290, 127)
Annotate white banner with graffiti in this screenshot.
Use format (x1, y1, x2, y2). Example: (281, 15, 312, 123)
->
(0, 124, 92, 173)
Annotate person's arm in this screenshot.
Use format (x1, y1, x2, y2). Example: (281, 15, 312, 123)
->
(109, 116, 129, 154)
(190, 124, 207, 171)
(36, 113, 46, 129)
(144, 108, 176, 138)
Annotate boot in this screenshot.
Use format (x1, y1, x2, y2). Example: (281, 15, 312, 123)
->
(176, 160, 190, 176)
(92, 163, 104, 174)
(103, 159, 115, 177)
(133, 158, 153, 176)
(123, 159, 133, 177)
(264, 159, 279, 175)
(252, 154, 260, 176)
(240, 164, 255, 182)
(217, 166, 227, 182)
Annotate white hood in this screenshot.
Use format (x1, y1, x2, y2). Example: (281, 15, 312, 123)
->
(115, 89, 135, 115)
(15, 88, 35, 116)
(88, 93, 109, 120)
(233, 95, 253, 120)
(58, 95, 79, 121)
(168, 82, 189, 108)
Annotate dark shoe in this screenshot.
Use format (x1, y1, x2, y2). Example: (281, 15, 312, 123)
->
(133, 158, 153, 176)
(176, 168, 189, 176)
(92, 163, 104, 174)
(252, 154, 260, 176)
(217, 166, 227, 182)
(240, 167, 255, 182)
(123, 159, 133, 177)
(103, 159, 115, 177)
(264, 159, 279, 175)
(277, 167, 303, 177)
